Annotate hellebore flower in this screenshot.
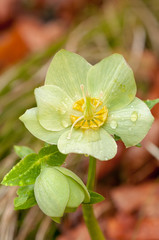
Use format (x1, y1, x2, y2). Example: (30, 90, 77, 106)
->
(20, 50, 154, 160)
(34, 166, 90, 220)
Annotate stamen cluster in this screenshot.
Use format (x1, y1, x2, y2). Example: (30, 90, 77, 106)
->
(70, 97, 108, 130)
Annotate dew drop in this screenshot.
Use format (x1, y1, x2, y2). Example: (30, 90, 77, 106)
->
(110, 120, 117, 129)
(67, 132, 71, 140)
(131, 111, 138, 122)
(62, 120, 69, 128)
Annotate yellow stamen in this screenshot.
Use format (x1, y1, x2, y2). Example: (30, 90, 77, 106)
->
(70, 97, 108, 130)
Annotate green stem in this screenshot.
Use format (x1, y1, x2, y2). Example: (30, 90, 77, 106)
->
(82, 156, 105, 240)
(86, 156, 96, 190)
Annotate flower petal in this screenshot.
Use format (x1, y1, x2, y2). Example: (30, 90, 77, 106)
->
(35, 85, 73, 131)
(58, 128, 117, 161)
(87, 54, 137, 111)
(45, 49, 91, 100)
(55, 167, 90, 202)
(19, 108, 67, 144)
(34, 167, 70, 217)
(104, 97, 154, 147)
(65, 177, 85, 208)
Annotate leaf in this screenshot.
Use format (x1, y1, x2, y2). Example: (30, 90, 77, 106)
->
(14, 185, 37, 210)
(114, 134, 121, 141)
(1, 145, 66, 186)
(2, 153, 39, 186)
(135, 143, 142, 147)
(14, 145, 35, 158)
(144, 99, 159, 109)
(38, 145, 66, 167)
(86, 191, 105, 204)
(51, 217, 61, 224)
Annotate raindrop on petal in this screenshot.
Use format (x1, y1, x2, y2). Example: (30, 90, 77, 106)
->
(110, 120, 118, 129)
(131, 111, 138, 122)
(61, 120, 69, 128)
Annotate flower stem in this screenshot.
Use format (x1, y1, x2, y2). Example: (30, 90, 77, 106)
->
(82, 156, 106, 240)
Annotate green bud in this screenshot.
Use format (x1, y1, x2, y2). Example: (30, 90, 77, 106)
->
(34, 167, 90, 218)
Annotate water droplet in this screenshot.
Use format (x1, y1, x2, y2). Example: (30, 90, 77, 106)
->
(110, 120, 118, 129)
(67, 132, 71, 140)
(131, 111, 138, 122)
(62, 120, 69, 128)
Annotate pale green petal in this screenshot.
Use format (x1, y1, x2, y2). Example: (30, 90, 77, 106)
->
(19, 108, 67, 144)
(35, 85, 73, 131)
(55, 167, 90, 203)
(65, 177, 85, 208)
(45, 49, 91, 100)
(34, 167, 70, 217)
(87, 54, 136, 111)
(104, 97, 154, 147)
(57, 128, 117, 161)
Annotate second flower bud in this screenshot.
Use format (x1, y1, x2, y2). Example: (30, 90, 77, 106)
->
(34, 166, 90, 221)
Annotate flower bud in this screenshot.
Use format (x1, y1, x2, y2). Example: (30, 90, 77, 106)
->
(34, 167, 90, 219)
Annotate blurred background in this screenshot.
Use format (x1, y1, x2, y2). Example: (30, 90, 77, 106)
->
(0, 0, 159, 239)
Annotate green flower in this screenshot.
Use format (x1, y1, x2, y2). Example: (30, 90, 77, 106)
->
(20, 50, 154, 160)
(34, 166, 90, 220)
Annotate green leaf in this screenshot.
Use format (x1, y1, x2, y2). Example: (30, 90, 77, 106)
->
(14, 145, 35, 158)
(38, 145, 66, 167)
(144, 99, 159, 109)
(2, 153, 39, 186)
(1, 145, 66, 186)
(114, 134, 121, 141)
(135, 143, 142, 147)
(14, 185, 37, 210)
(51, 217, 61, 224)
(86, 191, 105, 204)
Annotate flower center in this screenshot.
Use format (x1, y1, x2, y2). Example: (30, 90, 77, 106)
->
(70, 96, 108, 130)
